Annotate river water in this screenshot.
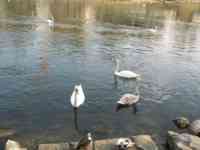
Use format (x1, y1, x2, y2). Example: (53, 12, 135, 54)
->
(0, 0, 200, 148)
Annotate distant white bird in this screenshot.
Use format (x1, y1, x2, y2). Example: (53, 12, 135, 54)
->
(70, 84, 85, 109)
(116, 84, 140, 113)
(148, 26, 158, 33)
(114, 59, 140, 79)
(47, 17, 54, 27)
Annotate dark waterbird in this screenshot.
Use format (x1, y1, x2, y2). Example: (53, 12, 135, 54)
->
(173, 117, 200, 137)
(76, 133, 93, 150)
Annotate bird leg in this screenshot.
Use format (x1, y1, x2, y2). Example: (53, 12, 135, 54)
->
(114, 75, 118, 89)
(116, 104, 129, 112)
(132, 104, 138, 114)
(73, 108, 79, 131)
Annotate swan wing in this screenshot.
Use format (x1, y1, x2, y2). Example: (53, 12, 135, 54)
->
(117, 70, 139, 78)
(77, 85, 85, 105)
(70, 90, 77, 107)
(118, 94, 139, 105)
(70, 85, 85, 108)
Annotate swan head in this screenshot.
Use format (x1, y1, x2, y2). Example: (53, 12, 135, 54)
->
(74, 84, 82, 92)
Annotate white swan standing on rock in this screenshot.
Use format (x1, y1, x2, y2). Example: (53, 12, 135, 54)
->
(114, 59, 140, 79)
(116, 82, 140, 113)
(70, 84, 85, 109)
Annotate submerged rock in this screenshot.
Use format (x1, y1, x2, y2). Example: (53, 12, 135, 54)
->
(5, 139, 27, 150)
(167, 131, 200, 150)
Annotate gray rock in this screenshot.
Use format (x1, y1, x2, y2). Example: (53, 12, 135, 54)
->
(167, 131, 200, 150)
(189, 120, 200, 136)
(0, 128, 15, 138)
(131, 135, 158, 150)
(39, 142, 69, 150)
(5, 139, 27, 150)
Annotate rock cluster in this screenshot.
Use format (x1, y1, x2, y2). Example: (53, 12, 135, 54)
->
(167, 131, 200, 150)
(38, 135, 158, 150)
(2, 131, 200, 150)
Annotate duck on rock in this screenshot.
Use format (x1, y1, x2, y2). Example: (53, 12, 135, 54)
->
(173, 117, 200, 137)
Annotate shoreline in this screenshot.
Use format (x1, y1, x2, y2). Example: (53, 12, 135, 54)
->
(3, 131, 199, 150)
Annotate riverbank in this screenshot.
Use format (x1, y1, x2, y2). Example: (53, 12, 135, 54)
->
(2, 131, 200, 150)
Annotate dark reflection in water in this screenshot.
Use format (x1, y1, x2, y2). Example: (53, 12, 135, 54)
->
(0, 0, 200, 149)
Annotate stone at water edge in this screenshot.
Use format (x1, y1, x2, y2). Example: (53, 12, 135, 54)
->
(39, 143, 70, 150)
(5, 139, 27, 150)
(0, 128, 15, 138)
(189, 119, 200, 136)
(131, 135, 158, 150)
(167, 131, 200, 150)
(38, 134, 159, 150)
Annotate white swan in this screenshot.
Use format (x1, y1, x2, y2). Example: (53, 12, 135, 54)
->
(47, 17, 54, 27)
(70, 84, 85, 109)
(116, 83, 140, 113)
(148, 26, 158, 33)
(114, 59, 140, 79)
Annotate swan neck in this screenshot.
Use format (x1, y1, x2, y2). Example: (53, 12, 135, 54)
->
(115, 59, 120, 73)
(135, 81, 140, 95)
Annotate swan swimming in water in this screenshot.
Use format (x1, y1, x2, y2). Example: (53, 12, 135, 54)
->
(70, 84, 85, 109)
(116, 82, 140, 113)
(148, 26, 158, 33)
(114, 59, 140, 79)
(70, 84, 85, 131)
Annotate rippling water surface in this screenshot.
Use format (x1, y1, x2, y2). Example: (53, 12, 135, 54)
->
(0, 0, 200, 148)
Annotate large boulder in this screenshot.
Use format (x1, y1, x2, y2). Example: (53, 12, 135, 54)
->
(131, 135, 158, 150)
(5, 139, 27, 150)
(167, 131, 200, 150)
(0, 128, 15, 138)
(39, 143, 69, 150)
(0, 128, 16, 150)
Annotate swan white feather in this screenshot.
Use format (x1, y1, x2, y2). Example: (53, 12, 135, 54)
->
(114, 59, 140, 79)
(117, 83, 140, 106)
(117, 94, 140, 105)
(70, 84, 85, 108)
(47, 17, 54, 27)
